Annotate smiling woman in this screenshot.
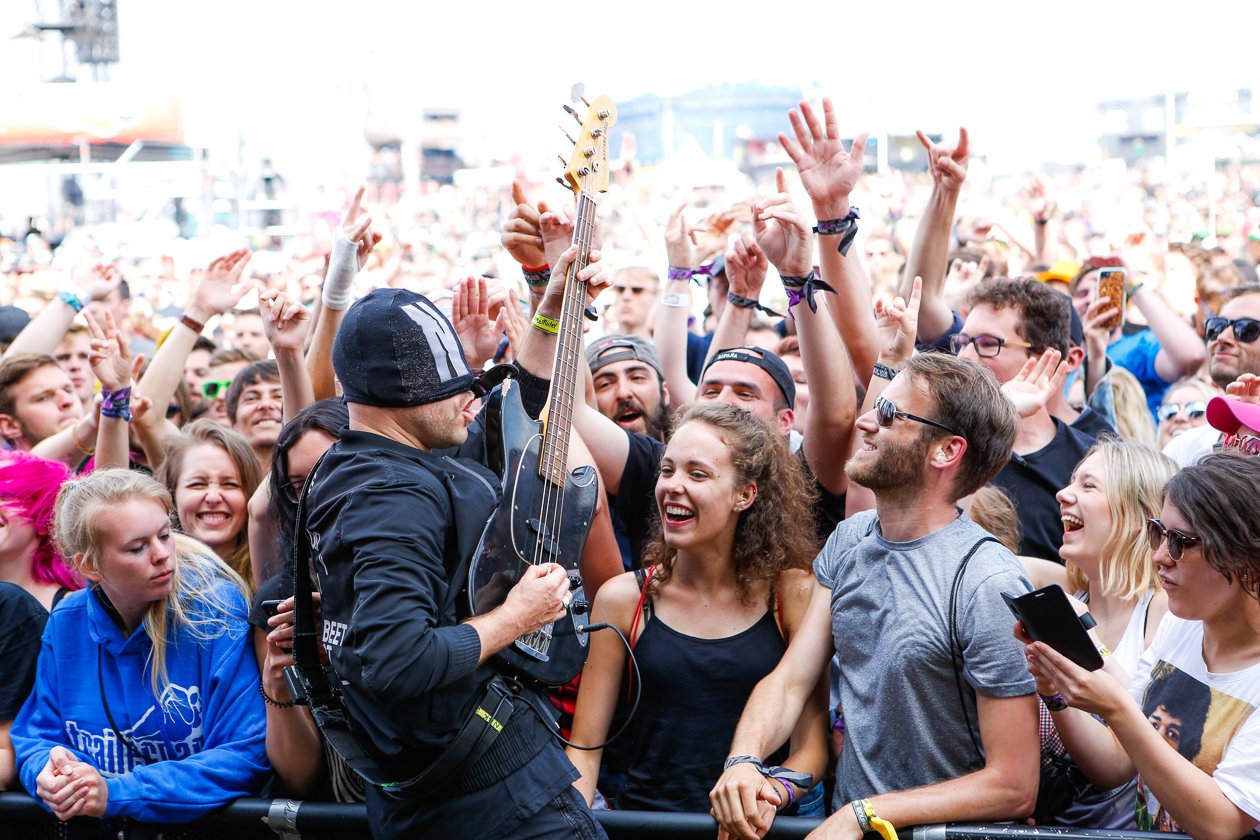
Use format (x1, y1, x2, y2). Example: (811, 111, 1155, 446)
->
(156, 418, 263, 589)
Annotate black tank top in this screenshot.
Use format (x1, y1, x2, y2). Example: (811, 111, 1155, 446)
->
(617, 610, 789, 812)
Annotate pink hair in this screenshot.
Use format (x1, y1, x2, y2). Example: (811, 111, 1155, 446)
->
(0, 451, 80, 590)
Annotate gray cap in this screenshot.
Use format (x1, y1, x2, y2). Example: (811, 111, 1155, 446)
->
(586, 334, 664, 380)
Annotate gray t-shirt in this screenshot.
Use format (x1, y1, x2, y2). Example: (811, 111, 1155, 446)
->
(814, 510, 1036, 807)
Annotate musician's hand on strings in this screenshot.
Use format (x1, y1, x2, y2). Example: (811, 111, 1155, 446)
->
(504, 562, 572, 634)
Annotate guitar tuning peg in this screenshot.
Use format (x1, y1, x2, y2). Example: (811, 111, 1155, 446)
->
(580, 96, 591, 108)
(556, 155, 567, 167)
(562, 104, 582, 125)
(559, 127, 576, 145)
(555, 177, 567, 188)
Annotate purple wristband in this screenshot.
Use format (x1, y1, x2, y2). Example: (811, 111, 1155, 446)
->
(667, 266, 694, 282)
(774, 777, 797, 809)
(99, 386, 132, 421)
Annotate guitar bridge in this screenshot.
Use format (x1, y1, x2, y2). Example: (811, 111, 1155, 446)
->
(515, 622, 554, 661)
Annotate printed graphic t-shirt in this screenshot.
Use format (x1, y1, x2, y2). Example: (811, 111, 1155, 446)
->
(1128, 615, 1260, 831)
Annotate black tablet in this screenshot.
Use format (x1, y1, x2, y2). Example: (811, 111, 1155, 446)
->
(1003, 584, 1104, 671)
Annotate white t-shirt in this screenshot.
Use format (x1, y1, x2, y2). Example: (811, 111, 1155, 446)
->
(1128, 615, 1260, 831)
(1161, 424, 1220, 469)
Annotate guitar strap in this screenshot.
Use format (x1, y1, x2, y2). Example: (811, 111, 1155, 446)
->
(285, 446, 517, 799)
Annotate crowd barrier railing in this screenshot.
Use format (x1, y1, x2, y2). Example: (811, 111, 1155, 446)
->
(0, 793, 1190, 840)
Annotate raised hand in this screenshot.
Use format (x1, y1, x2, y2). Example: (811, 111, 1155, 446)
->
(83, 309, 131, 391)
(341, 185, 382, 269)
(502, 181, 549, 267)
(72, 262, 123, 303)
(916, 127, 970, 192)
(191, 248, 252, 318)
(1082, 293, 1119, 354)
(691, 207, 741, 263)
(259, 288, 311, 354)
(779, 97, 867, 219)
(752, 168, 813, 277)
(1226, 372, 1260, 404)
(1002, 348, 1067, 418)
(943, 255, 990, 309)
(665, 204, 697, 270)
(874, 276, 923, 365)
(452, 276, 503, 369)
(726, 230, 768, 300)
(1023, 176, 1056, 223)
(539, 205, 578, 269)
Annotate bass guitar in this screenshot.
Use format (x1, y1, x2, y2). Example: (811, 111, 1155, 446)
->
(467, 93, 617, 685)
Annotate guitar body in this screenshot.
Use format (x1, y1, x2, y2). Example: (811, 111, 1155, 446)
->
(468, 378, 597, 685)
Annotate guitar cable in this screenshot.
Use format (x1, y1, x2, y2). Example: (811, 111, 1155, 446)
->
(540, 622, 643, 752)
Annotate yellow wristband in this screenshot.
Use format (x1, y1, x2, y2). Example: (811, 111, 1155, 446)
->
(530, 312, 559, 335)
(862, 799, 899, 840)
(1097, 644, 1111, 657)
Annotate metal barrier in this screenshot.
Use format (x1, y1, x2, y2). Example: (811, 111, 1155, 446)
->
(0, 793, 1189, 840)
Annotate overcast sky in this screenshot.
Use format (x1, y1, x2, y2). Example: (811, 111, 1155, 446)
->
(4, 0, 1260, 182)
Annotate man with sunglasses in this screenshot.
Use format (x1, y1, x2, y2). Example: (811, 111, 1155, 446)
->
(1165, 286, 1260, 467)
(610, 267, 659, 339)
(714, 352, 1039, 840)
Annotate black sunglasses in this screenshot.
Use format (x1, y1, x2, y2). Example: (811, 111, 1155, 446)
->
(1204, 316, 1260, 344)
(1156, 401, 1207, 423)
(875, 395, 962, 438)
(1147, 518, 1201, 561)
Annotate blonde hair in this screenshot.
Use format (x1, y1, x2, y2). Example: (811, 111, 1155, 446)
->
(1065, 438, 1176, 600)
(967, 484, 1020, 553)
(1109, 366, 1156, 446)
(53, 469, 250, 698)
(155, 418, 261, 588)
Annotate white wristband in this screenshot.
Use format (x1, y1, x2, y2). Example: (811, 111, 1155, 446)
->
(660, 293, 690, 309)
(323, 229, 361, 311)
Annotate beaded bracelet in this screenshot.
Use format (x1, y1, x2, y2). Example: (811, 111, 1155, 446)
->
(813, 207, 861, 256)
(259, 678, 296, 709)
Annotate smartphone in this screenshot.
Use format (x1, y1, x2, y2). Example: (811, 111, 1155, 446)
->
(261, 599, 285, 618)
(1002, 585, 1104, 671)
(1097, 268, 1126, 331)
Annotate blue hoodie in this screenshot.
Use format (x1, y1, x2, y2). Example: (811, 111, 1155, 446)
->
(11, 579, 270, 823)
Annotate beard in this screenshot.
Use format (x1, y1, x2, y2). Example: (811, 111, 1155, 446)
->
(845, 430, 932, 492)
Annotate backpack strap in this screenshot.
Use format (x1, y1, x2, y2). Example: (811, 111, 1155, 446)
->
(949, 535, 1000, 762)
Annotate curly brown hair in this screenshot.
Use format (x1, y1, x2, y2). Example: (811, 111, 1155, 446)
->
(641, 402, 818, 606)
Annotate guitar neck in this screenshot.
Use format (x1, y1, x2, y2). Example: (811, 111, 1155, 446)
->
(538, 190, 597, 486)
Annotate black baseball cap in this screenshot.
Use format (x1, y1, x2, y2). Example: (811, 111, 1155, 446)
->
(701, 346, 796, 409)
(333, 288, 478, 407)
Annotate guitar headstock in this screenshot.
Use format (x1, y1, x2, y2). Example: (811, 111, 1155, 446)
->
(561, 94, 616, 196)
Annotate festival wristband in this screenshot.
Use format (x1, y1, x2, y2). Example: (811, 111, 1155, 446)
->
(666, 266, 694, 282)
(862, 800, 899, 840)
(99, 387, 132, 422)
(59, 290, 85, 313)
(530, 312, 559, 335)
(780, 269, 837, 316)
(180, 313, 206, 334)
(813, 207, 860, 256)
(771, 777, 797, 810)
(727, 292, 782, 318)
(873, 363, 897, 381)
(1039, 692, 1068, 712)
(660, 292, 690, 309)
(852, 800, 873, 833)
(523, 266, 550, 292)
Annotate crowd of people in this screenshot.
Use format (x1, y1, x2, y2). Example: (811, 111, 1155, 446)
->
(1, 95, 1260, 840)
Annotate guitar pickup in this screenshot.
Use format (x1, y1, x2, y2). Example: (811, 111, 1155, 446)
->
(526, 518, 562, 559)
